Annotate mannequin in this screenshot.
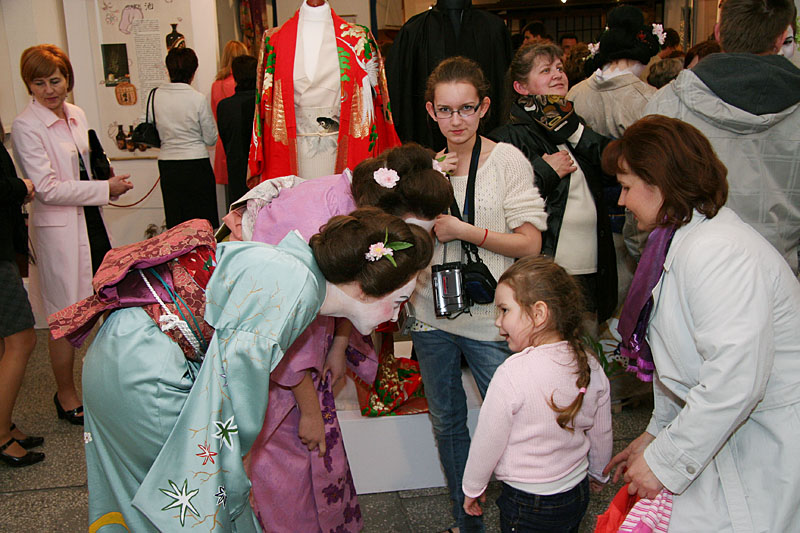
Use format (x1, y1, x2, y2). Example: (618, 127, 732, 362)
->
(440, 0, 470, 40)
(385, 0, 512, 150)
(249, 1, 400, 182)
(294, 0, 340, 178)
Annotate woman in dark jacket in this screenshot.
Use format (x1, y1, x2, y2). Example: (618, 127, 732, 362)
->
(491, 42, 617, 322)
(0, 117, 43, 467)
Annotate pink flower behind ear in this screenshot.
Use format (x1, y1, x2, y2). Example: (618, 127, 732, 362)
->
(374, 167, 400, 188)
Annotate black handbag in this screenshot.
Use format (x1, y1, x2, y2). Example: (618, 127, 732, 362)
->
(131, 88, 161, 148)
(449, 136, 497, 305)
(88, 129, 112, 180)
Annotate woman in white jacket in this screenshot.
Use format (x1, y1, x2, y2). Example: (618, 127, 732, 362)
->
(155, 47, 218, 228)
(603, 115, 800, 532)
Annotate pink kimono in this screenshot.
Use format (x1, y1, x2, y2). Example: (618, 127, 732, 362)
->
(247, 171, 376, 532)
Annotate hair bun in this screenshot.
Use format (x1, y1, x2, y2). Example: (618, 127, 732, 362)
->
(607, 5, 645, 33)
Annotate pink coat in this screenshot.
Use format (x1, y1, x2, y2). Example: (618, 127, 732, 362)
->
(12, 100, 110, 315)
(211, 74, 236, 184)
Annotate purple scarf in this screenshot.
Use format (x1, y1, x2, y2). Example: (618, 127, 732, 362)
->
(617, 225, 676, 382)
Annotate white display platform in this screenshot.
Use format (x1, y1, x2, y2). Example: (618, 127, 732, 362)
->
(333, 340, 483, 494)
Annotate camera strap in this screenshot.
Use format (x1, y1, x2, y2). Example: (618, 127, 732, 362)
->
(447, 136, 485, 265)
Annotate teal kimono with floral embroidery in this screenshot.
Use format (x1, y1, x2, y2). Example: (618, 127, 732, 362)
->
(82, 232, 326, 532)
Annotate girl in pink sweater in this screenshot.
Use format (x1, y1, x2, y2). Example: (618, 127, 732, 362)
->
(462, 256, 612, 532)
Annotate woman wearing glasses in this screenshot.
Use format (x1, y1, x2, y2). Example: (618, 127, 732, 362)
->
(411, 56, 547, 533)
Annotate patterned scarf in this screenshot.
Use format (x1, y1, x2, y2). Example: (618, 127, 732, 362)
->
(617, 225, 676, 381)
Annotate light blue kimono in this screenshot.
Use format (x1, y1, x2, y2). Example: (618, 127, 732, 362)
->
(82, 233, 326, 532)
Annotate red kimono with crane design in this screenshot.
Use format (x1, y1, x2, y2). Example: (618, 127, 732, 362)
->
(248, 9, 400, 184)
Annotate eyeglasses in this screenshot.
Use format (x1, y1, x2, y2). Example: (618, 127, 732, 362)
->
(433, 104, 481, 119)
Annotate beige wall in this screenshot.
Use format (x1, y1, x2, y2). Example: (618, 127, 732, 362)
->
(0, 0, 69, 133)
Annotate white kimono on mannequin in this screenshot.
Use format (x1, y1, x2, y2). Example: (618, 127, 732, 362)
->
(294, 1, 341, 179)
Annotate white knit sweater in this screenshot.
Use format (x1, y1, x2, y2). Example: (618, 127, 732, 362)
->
(411, 142, 547, 341)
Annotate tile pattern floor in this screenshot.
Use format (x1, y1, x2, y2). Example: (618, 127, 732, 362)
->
(1, 329, 651, 532)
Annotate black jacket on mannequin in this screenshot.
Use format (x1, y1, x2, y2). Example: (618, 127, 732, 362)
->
(386, 0, 512, 151)
(491, 104, 618, 321)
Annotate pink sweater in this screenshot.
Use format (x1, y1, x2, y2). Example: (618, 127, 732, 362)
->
(462, 341, 612, 497)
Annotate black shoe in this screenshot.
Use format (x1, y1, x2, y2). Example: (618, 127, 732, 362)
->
(10, 423, 44, 449)
(0, 437, 45, 467)
(54, 393, 84, 425)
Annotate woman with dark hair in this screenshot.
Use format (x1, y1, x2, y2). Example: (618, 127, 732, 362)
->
(566, 5, 661, 139)
(12, 44, 133, 426)
(156, 47, 219, 228)
(64, 209, 432, 531)
(603, 115, 800, 531)
(243, 143, 453, 532)
(0, 117, 43, 467)
(491, 42, 618, 324)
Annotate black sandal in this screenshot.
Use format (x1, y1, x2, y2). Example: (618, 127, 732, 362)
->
(0, 437, 45, 467)
(10, 423, 44, 449)
(54, 393, 84, 425)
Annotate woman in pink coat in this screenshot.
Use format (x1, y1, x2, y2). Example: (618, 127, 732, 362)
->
(211, 40, 248, 198)
(12, 45, 133, 424)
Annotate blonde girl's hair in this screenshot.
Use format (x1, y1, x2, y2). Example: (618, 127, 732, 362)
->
(498, 255, 592, 431)
(216, 40, 249, 81)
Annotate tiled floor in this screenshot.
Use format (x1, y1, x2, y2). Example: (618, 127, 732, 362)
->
(1, 329, 651, 532)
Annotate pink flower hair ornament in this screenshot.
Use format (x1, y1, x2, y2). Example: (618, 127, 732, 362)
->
(365, 228, 413, 267)
(432, 158, 447, 176)
(373, 167, 400, 188)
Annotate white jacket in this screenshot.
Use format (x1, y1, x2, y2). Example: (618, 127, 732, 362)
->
(643, 208, 800, 532)
(644, 55, 800, 274)
(154, 82, 217, 160)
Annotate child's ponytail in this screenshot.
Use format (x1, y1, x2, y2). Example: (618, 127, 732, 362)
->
(498, 256, 594, 431)
(550, 336, 591, 431)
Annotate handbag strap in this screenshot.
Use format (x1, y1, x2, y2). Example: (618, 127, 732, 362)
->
(447, 136, 485, 264)
(146, 87, 157, 126)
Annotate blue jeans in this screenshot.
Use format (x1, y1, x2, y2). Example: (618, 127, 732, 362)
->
(496, 478, 589, 533)
(412, 329, 511, 533)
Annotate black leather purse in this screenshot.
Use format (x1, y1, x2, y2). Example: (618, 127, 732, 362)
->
(88, 129, 112, 180)
(131, 88, 161, 148)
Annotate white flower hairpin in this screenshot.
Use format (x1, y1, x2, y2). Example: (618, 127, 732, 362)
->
(587, 42, 600, 58)
(652, 24, 666, 46)
(373, 167, 400, 188)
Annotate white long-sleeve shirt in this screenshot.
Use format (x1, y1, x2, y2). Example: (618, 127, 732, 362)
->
(462, 341, 612, 497)
(154, 82, 217, 160)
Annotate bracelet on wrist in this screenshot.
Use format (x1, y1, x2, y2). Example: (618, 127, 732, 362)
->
(478, 228, 489, 247)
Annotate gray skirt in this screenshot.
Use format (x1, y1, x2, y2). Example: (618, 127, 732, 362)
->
(0, 259, 35, 337)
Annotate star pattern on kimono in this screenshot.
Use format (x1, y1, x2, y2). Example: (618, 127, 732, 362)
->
(212, 415, 239, 451)
(215, 485, 227, 508)
(196, 442, 217, 465)
(159, 479, 200, 526)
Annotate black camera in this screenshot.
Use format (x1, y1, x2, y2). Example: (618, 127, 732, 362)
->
(431, 262, 469, 317)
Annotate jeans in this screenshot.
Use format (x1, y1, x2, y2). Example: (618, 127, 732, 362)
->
(496, 478, 589, 533)
(412, 329, 511, 533)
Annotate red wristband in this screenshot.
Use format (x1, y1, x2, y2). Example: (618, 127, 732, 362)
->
(478, 228, 489, 247)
